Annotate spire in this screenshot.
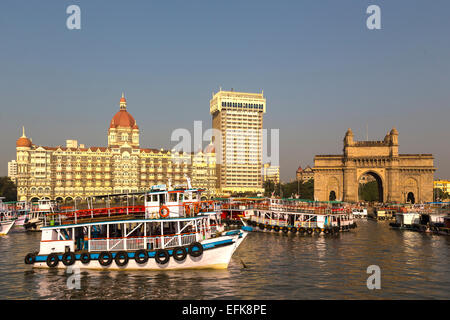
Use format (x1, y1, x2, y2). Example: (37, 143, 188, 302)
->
(21, 126, 26, 138)
(119, 93, 127, 110)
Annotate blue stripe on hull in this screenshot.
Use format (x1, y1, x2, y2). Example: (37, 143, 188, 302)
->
(33, 238, 234, 262)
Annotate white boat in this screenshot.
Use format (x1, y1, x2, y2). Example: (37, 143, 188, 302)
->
(24, 199, 57, 232)
(0, 198, 16, 235)
(0, 219, 16, 235)
(389, 212, 421, 230)
(244, 198, 357, 234)
(24, 182, 248, 270)
(352, 208, 368, 218)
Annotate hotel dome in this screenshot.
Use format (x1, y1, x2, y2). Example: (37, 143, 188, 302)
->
(109, 94, 138, 129)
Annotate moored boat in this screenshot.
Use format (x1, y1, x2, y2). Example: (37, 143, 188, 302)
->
(352, 208, 368, 219)
(0, 198, 16, 235)
(23, 199, 57, 232)
(24, 184, 248, 270)
(243, 198, 356, 235)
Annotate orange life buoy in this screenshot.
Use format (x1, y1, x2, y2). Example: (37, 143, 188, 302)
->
(159, 206, 170, 218)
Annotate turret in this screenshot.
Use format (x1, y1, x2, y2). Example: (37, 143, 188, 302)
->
(344, 128, 354, 146)
(389, 127, 399, 145)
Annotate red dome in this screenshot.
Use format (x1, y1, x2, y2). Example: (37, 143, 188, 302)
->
(110, 110, 138, 129)
(16, 136, 32, 148)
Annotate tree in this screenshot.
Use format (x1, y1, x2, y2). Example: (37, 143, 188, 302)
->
(358, 181, 380, 202)
(434, 188, 450, 202)
(263, 179, 315, 200)
(0, 177, 17, 202)
(263, 180, 276, 197)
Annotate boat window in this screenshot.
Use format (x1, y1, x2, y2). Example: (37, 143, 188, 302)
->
(179, 193, 184, 201)
(169, 193, 177, 202)
(192, 192, 197, 200)
(159, 194, 166, 204)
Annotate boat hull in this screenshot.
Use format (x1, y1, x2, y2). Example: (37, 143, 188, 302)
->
(0, 220, 15, 235)
(32, 234, 243, 271)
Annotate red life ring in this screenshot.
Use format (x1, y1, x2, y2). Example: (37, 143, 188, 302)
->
(159, 206, 170, 218)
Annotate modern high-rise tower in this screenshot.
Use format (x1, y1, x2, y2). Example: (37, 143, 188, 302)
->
(210, 89, 266, 194)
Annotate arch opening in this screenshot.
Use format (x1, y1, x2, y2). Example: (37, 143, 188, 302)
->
(407, 192, 415, 204)
(358, 172, 383, 203)
(329, 191, 336, 201)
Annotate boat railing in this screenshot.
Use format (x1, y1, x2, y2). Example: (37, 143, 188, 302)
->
(43, 202, 219, 226)
(250, 216, 319, 228)
(88, 232, 199, 252)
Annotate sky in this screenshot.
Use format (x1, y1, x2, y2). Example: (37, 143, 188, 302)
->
(0, 0, 449, 181)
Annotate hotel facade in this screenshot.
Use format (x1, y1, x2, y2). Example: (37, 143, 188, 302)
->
(210, 89, 266, 194)
(15, 95, 217, 202)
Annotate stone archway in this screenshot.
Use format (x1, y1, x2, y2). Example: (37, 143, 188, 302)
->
(313, 128, 435, 203)
(358, 171, 384, 202)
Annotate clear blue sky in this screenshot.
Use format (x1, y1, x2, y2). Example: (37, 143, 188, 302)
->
(0, 0, 449, 181)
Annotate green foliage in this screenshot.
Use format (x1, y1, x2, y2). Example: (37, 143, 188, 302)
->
(263, 180, 276, 197)
(0, 177, 17, 202)
(434, 188, 450, 201)
(358, 181, 380, 202)
(264, 179, 314, 200)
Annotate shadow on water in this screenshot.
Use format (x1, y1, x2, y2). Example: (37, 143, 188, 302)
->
(1, 221, 449, 299)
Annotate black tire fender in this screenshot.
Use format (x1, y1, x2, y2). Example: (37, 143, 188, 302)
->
(155, 249, 170, 264)
(98, 251, 113, 266)
(188, 242, 204, 258)
(62, 252, 76, 266)
(114, 251, 129, 267)
(24, 253, 36, 265)
(172, 246, 188, 262)
(134, 250, 148, 264)
(80, 252, 91, 264)
(46, 253, 59, 268)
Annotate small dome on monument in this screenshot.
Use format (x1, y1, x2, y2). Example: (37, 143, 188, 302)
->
(345, 128, 353, 135)
(390, 127, 398, 135)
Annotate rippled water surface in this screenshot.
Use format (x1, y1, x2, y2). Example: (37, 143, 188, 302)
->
(0, 220, 449, 299)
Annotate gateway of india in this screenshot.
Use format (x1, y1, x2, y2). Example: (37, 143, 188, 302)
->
(15, 94, 217, 202)
(313, 128, 435, 203)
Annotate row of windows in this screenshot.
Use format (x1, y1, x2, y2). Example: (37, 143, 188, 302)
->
(221, 102, 264, 109)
